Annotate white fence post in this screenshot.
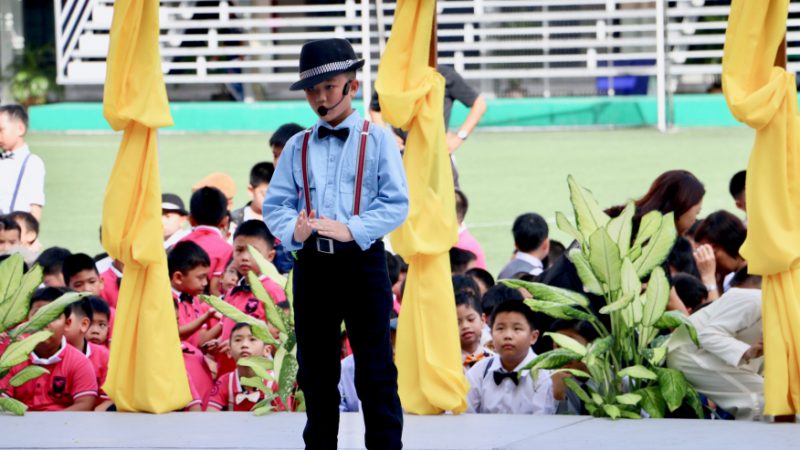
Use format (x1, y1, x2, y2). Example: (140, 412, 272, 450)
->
(360, 0, 372, 116)
(655, 0, 669, 132)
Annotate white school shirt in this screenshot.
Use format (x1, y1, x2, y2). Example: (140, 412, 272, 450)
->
(0, 145, 45, 214)
(466, 348, 556, 415)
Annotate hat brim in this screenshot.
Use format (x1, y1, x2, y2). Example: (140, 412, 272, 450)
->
(290, 60, 365, 91)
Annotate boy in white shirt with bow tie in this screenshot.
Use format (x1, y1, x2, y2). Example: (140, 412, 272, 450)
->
(466, 300, 556, 414)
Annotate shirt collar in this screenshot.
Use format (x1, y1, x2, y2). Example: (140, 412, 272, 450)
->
(84, 340, 92, 358)
(109, 264, 123, 279)
(515, 252, 544, 269)
(233, 368, 244, 393)
(31, 337, 68, 365)
(318, 109, 361, 130)
(194, 225, 224, 238)
(1, 144, 30, 159)
(489, 347, 536, 374)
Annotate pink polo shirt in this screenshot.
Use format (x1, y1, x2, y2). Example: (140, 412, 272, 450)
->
(182, 342, 214, 409)
(206, 368, 279, 412)
(219, 275, 286, 342)
(99, 266, 121, 308)
(0, 338, 97, 411)
(172, 289, 210, 348)
(179, 226, 233, 278)
(84, 341, 110, 404)
(456, 226, 487, 270)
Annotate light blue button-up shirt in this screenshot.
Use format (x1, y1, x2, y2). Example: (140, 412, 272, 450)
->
(263, 110, 409, 251)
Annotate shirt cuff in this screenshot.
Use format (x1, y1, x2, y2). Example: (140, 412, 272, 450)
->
(727, 340, 753, 367)
(346, 215, 373, 251)
(281, 217, 304, 251)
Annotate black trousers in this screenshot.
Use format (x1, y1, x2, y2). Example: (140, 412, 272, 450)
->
(294, 238, 403, 450)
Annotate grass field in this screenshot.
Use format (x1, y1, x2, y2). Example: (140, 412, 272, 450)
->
(28, 127, 754, 275)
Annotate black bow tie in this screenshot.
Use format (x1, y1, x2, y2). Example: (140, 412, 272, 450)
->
(179, 292, 193, 303)
(318, 126, 349, 141)
(0, 152, 13, 160)
(493, 370, 519, 386)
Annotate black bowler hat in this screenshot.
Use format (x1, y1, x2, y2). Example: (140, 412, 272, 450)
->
(290, 39, 365, 91)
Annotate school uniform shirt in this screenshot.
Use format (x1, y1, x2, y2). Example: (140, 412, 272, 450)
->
(0, 145, 45, 214)
(182, 342, 214, 409)
(497, 253, 544, 280)
(263, 110, 409, 252)
(456, 225, 487, 270)
(338, 354, 360, 412)
(179, 226, 233, 279)
(100, 265, 122, 308)
(84, 341, 110, 405)
(219, 275, 286, 342)
(207, 368, 279, 412)
(463, 345, 494, 371)
(0, 337, 97, 411)
(466, 348, 556, 415)
(172, 288, 209, 348)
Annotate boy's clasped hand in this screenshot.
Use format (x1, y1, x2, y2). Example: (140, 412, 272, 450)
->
(294, 210, 353, 243)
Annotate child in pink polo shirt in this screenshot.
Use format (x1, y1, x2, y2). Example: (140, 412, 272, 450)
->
(0, 288, 97, 411)
(99, 259, 123, 308)
(207, 323, 279, 412)
(215, 220, 286, 375)
(63, 296, 112, 410)
(87, 296, 112, 348)
(62, 253, 104, 297)
(454, 189, 487, 270)
(168, 241, 222, 348)
(179, 187, 233, 296)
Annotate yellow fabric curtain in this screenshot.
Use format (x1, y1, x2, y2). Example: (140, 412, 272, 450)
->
(723, 0, 800, 416)
(376, 0, 469, 414)
(101, 0, 191, 413)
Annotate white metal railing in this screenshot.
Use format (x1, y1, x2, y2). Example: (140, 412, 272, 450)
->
(54, 0, 800, 128)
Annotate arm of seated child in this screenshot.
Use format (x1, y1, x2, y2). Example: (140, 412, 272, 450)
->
(65, 395, 96, 411)
(198, 312, 224, 345)
(95, 399, 114, 412)
(179, 309, 215, 341)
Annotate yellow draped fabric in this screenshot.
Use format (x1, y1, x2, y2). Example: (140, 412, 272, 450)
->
(376, 0, 469, 414)
(723, 0, 800, 416)
(101, 0, 192, 412)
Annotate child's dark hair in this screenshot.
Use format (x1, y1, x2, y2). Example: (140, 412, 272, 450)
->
(0, 104, 29, 131)
(89, 296, 111, 318)
(481, 284, 524, 318)
(66, 298, 95, 321)
(190, 186, 228, 226)
(450, 247, 476, 274)
(489, 299, 537, 331)
(249, 162, 275, 187)
(512, 212, 548, 252)
(454, 189, 468, 223)
(668, 237, 701, 279)
(386, 251, 401, 285)
(35, 247, 72, 277)
(466, 268, 495, 290)
(550, 319, 598, 343)
(168, 240, 211, 276)
(233, 219, 276, 248)
(230, 322, 252, 339)
(729, 170, 746, 199)
(731, 266, 762, 288)
(62, 253, 99, 285)
(672, 274, 708, 312)
(455, 291, 482, 315)
(694, 211, 746, 258)
(269, 123, 304, 148)
(453, 274, 480, 297)
(544, 239, 565, 268)
(0, 216, 21, 236)
(30, 286, 68, 308)
(7, 211, 38, 236)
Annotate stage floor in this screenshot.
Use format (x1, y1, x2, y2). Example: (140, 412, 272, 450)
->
(2, 412, 797, 449)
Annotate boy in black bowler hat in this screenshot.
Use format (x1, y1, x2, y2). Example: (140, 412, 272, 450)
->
(263, 38, 408, 450)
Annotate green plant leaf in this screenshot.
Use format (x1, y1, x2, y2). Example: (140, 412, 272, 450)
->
(10, 291, 84, 338)
(607, 201, 634, 256)
(237, 356, 274, 381)
(635, 386, 666, 418)
(0, 253, 25, 303)
(284, 269, 295, 327)
(0, 264, 43, 331)
(556, 211, 582, 243)
(633, 213, 676, 279)
(615, 393, 642, 406)
(240, 377, 271, 395)
(617, 365, 657, 381)
(620, 257, 641, 297)
(544, 332, 587, 356)
(647, 347, 667, 366)
(246, 271, 288, 334)
(501, 280, 590, 308)
(198, 295, 277, 345)
(654, 310, 699, 347)
(627, 245, 643, 262)
(587, 335, 613, 357)
(633, 211, 662, 248)
(599, 291, 635, 315)
(522, 348, 582, 371)
(278, 353, 298, 406)
(620, 410, 643, 419)
(564, 377, 593, 404)
(0, 397, 27, 416)
(567, 249, 604, 296)
(590, 392, 604, 405)
(685, 385, 705, 419)
(550, 368, 591, 378)
(588, 228, 622, 292)
(0, 330, 52, 370)
(602, 404, 621, 419)
(524, 299, 592, 321)
(253, 405, 273, 416)
(9, 365, 49, 387)
(567, 175, 610, 239)
(642, 267, 670, 326)
(248, 245, 287, 288)
(655, 367, 689, 412)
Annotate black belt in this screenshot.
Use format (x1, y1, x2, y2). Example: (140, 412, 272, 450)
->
(303, 234, 370, 255)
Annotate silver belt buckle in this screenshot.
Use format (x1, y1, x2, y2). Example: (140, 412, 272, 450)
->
(316, 237, 334, 254)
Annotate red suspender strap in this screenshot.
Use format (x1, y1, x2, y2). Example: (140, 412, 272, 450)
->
(300, 129, 313, 214)
(353, 120, 369, 216)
